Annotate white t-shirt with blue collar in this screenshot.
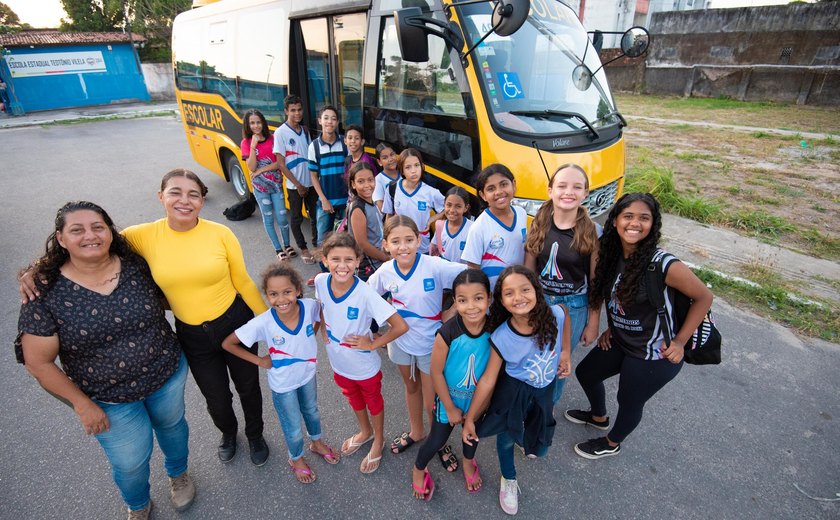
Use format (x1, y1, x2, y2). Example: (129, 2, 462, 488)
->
(314, 273, 397, 380)
(384, 179, 445, 254)
(461, 205, 528, 290)
(367, 254, 467, 356)
(234, 298, 319, 393)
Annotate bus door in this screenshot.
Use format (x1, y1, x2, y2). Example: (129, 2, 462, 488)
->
(364, 6, 479, 199)
(292, 12, 367, 132)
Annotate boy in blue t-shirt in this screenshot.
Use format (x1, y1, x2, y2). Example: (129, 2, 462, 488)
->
(309, 105, 349, 246)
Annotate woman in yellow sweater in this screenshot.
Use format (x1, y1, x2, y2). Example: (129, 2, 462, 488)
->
(122, 169, 270, 466)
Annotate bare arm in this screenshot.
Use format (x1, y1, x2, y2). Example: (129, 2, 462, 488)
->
(557, 303, 572, 378)
(524, 251, 537, 272)
(466, 261, 480, 271)
(344, 313, 408, 351)
(661, 261, 714, 363)
(310, 171, 333, 213)
(22, 334, 110, 435)
(430, 335, 460, 425)
(581, 248, 601, 346)
(461, 349, 503, 445)
(221, 331, 272, 369)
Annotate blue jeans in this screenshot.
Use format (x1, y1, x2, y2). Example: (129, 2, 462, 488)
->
(254, 189, 291, 252)
(546, 293, 589, 404)
(94, 353, 189, 510)
(315, 200, 346, 246)
(271, 376, 322, 460)
(496, 431, 549, 480)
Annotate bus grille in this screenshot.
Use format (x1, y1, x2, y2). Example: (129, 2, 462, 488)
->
(583, 180, 619, 218)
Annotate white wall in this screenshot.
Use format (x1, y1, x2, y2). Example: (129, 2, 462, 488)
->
(141, 63, 175, 100)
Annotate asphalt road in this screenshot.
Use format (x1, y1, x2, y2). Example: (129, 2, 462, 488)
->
(1, 117, 838, 519)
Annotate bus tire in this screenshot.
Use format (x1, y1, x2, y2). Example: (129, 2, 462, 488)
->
(226, 154, 250, 202)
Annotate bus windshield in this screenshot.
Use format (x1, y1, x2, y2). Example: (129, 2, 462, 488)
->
(457, 0, 618, 136)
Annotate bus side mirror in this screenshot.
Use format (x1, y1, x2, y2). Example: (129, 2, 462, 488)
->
(491, 0, 529, 37)
(395, 7, 464, 63)
(620, 26, 650, 58)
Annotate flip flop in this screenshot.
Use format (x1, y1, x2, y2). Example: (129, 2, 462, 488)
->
(412, 470, 435, 501)
(360, 452, 382, 474)
(438, 444, 459, 472)
(284, 246, 298, 258)
(391, 432, 423, 454)
(341, 433, 374, 456)
(464, 459, 482, 494)
(301, 251, 316, 264)
(288, 459, 316, 484)
(309, 444, 340, 465)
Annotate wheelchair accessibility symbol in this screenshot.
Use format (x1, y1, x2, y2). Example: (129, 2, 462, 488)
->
(497, 72, 524, 100)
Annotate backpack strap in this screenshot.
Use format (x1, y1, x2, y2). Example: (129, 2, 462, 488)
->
(645, 250, 673, 346)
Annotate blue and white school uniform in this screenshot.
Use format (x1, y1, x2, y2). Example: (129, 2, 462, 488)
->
(461, 205, 528, 290)
(367, 254, 466, 373)
(383, 179, 445, 254)
(434, 218, 473, 264)
(314, 273, 397, 381)
(373, 171, 399, 206)
(234, 298, 320, 393)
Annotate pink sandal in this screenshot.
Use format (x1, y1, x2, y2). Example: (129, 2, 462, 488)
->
(288, 459, 316, 484)
(309, 444, 340, 465)
(464, 459, 482, 494)
(412, 470, 435, 501)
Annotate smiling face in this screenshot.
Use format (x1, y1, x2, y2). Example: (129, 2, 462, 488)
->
(384, 225, 419, 269)
(499, 272, 537, 320)
(454, 282, 490, 329)
(401, 156, 423, 185)
(265, 275, 301, 319)
(323, 246, 360, 284)
(378, 147, 398, 175)
(319, 108, 338, 136)
(345, 129, 363, 154)
(56, 209, 113, 263)
(549, 167, 588, 213)
(351, 167, 376, 201)
(614, 200, 653, 254)
(159, 175, 205, 231)
(479, 173, 515, 212)
(285, 103, 303, 125)
(444, 194, 468, 223)
(247, 114, 264, 138)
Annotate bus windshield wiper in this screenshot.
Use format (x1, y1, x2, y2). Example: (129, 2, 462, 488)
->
(594, 110, 627, 127)
(508, 110, 599, 139)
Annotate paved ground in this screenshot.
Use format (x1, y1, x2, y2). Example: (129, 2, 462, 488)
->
(1, 109, 838, 519)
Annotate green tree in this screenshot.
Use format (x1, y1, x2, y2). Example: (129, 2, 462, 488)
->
(133, 0, 192, 61)
(0, 1, 20, 26)
(60, 0, 126, 32)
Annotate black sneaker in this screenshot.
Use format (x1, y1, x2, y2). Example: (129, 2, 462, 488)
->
(574, 437, 621, 459)
(218, 433, 237, 463)
(249, 436, 270, 466)
(564, 409, 610, 431)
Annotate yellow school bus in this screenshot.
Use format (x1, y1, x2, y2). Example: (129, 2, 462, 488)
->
(173, 0, 647, 217)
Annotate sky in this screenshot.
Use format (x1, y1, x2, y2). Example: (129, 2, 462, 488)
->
(3, 0, 808, 28)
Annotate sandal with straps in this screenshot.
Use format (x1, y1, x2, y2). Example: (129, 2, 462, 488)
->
(438, 444, 459, 472)
(391, 432, 422, 454)
(284, 246, 298, 258)
(276, 250, 289, 262)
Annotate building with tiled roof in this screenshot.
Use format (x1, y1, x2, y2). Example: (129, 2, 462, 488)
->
(0, 30, 146, 48)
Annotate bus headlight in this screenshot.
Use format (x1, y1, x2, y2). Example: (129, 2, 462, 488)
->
(511, 197, 545, 218)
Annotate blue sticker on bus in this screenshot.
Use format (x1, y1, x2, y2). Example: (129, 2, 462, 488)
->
(497, 72, 524, 100)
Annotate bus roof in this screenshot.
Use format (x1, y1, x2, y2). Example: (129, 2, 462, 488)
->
(181, 0, 372, 21)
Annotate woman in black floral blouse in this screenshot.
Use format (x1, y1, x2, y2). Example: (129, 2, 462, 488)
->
(17, 201, 195, 520)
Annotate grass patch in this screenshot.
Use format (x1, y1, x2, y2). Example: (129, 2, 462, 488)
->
(695, 268, 839, 342)
(771, 185, 804, 198)
(45, 111, 177, 126)
(751, 131, 772, 139)
(800, 229, 840, 260)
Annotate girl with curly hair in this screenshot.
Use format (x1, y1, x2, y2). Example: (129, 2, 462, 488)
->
(564, 193, 713, 460)
(460, 265, 571, 515)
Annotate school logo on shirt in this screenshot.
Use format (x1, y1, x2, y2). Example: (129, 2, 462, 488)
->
(347, 307, 359, 320)
(488, 234, 504, 249)
(418, 201, 427, 211)
(521, 227, 527, 243)
(271, 336, 286, 346)
(290, 138, 296, 146)
(395, 199, 402, 209)
(459, 240, 466, 251)
(306, 324, 315, 337)
(423, 278, 435, 292)
(387, 282, 401, 293)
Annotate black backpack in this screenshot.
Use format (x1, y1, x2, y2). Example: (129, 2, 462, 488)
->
(645, 250, 722, 365)
(223, 194, 257, 221)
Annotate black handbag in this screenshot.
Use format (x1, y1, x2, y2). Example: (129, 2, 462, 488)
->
(645, 251, 722, 365)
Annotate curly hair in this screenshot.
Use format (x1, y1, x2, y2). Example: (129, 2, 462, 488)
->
(260, 262, 305, 297)
(525, 164, 598, 257)
(488, 265, 558, 350)
(590, 192, 662, 309)
(26, 201, 141, 292)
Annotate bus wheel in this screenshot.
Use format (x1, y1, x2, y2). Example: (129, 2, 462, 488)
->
(227, 154, 250, 201)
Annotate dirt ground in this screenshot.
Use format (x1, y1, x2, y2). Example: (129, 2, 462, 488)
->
(615, 94, 840, 261)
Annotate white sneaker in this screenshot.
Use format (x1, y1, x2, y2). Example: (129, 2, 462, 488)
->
(499, 476, 520, 515)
